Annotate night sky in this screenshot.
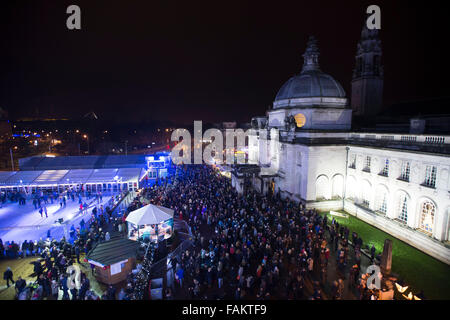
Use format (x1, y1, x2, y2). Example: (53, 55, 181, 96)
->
(1, 1, 448, 124)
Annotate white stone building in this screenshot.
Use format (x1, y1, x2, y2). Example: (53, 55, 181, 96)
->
(232, 34, 450, 265)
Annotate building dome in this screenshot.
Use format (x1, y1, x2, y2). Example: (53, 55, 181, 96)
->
(273, 36, 347, 109)
(275, 71, 346, 101)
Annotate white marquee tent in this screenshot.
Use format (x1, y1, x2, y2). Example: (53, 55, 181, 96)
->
(126, 204, 174, 242)
(126, 204, 173, 225)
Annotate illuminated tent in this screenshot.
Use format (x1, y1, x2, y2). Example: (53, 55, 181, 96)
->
(126, 204, 173, 225)
(126, 204, 174, 242)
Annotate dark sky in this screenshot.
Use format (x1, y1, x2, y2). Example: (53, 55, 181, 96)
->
(1, 0, 448, 124)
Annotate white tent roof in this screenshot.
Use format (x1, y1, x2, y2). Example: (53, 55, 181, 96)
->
(126, 204, 173, 225)
(34, 170, 69, 185)
(85, 168, 119, 184)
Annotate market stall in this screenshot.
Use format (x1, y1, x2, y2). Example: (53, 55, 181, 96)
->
(86, 237, 140, 285)
(126, 204, 174, 243)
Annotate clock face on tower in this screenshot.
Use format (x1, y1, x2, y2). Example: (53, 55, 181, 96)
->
(294, 113, 306, 128)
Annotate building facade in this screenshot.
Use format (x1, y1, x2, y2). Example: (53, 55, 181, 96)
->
(234, 34, 450, 264)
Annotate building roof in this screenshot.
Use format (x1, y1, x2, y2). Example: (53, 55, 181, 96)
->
(19, 154, 147, 171)
(85, 168, 119, 184)
(275, 71, 346, 102)
(33, 170, 69, 185)
(0, 167, 144, 187)
(5, 170, 43, 185)
(61, 169, 94, 184)
(86, 237, 139, 266)
(0, 171, 17, 184)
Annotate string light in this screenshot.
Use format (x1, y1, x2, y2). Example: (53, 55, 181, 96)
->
(395, 282, 408, 293)
(132, 242, 156, 300)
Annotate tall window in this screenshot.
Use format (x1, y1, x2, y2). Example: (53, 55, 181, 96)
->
(399, 161, 410, 182)
(376, 191, 387, 214)
(349, 154, 356, 169)
(419, 200, 435, 234)
(380, 158, 389, 176)
(398, 195, 408, 223)
(424, 165, 437, 188)
(362, 198, 370, 207)
(363, 156, 371, 172)
(362, 180, 371, 207)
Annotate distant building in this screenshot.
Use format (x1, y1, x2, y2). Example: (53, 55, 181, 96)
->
(0, 107, 12, 139)
(0, 120, 12, 139)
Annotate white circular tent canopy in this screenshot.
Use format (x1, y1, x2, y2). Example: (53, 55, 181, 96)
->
(126, 204, 173, 225)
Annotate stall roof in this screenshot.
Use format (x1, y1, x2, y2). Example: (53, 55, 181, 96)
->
(86, 237, 140, 266)
(33, 170, 69, 185)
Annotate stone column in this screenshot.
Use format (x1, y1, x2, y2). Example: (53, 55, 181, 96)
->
(380, 239, 393, 275)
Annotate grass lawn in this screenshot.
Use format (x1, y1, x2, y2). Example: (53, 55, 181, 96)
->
(319, 211, 450, 300)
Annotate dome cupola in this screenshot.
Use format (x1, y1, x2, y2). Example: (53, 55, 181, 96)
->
(273, 36, 347, 109)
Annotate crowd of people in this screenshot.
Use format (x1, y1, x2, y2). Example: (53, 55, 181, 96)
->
(0, 190, 129, 300)
(134, 164, 390, 300)
(1, 164, 403, 300)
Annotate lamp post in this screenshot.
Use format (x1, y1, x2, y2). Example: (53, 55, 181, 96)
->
(83, 134, 89, 154)
(10, 148, 14, 171)
(114, 175, 122, 193)
(343, 146, 349, 211)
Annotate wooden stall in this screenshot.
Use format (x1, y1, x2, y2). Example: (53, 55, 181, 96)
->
(86, 237, 140, 285)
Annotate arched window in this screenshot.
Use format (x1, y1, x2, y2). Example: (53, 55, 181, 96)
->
(361, 180, 372, 207)
(397, 194, 408, 223)
(315, 175, 329, 200)
(419, 200, 436, 234)
(375, 187, 388, 214)
(346, 176, 357, 200)
(332, 174, 344, 199)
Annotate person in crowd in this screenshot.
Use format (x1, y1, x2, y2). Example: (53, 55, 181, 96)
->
(1, 165, 379, 300)
(15, 276, 26, 295)
(3, 267, 14, 287)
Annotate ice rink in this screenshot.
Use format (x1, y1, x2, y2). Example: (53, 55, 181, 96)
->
(0, 193, 120, 244)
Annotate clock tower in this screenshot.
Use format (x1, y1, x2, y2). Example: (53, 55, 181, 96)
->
(351, 25, 384, 117)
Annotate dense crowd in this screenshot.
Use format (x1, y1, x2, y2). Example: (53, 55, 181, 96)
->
(1, 164, 401, 300)
(1, 191, 129, 300)
(139, 164, 389, 300)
